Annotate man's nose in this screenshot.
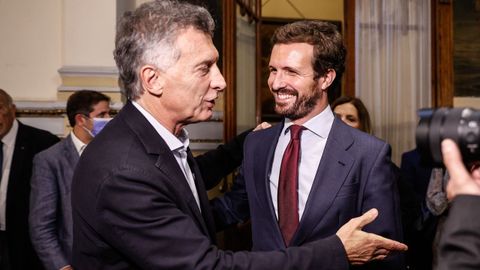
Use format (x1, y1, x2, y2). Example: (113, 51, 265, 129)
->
(270, 72, 287, 90)
(211, 64, 226, 92)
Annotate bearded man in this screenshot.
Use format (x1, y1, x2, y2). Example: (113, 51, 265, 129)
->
(214, 20, 405, 270)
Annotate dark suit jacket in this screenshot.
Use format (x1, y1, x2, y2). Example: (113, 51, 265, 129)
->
(71, 102, 348, 269)
(399, 148, 437, 270)
(5, 121, 59, 270)
(30, 135, 79, 270)
(215, 118, 405, 269)
(437, 195, 480, 270)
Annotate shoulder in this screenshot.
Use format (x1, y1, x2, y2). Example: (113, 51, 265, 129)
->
(245, 122, 282, 144)
(18, 122, 60, 144)
(331, 119, 388, 150)
(34, 137, 69, 160)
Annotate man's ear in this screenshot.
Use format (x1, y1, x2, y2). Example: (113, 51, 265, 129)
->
(319, 69, 337, 90)
(74, 114, 87, 127)
(140, 65, 164, 96)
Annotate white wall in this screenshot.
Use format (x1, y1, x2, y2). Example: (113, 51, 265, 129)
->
(63, 0, 116, 67)
(0, 0, 117, 101)
(0, 0, 62, 100)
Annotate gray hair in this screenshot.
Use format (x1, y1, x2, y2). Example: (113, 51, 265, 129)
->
(114, 0, 215, 100)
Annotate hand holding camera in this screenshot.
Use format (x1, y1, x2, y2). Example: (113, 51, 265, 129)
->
(441, 139, 480, 200)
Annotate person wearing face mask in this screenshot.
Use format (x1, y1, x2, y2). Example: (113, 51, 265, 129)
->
(29, 90, 111, 270)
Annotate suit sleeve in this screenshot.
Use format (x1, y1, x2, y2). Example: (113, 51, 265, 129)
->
(210, 164, 251, 230)
(437, 195, 480, 270)
(29, 153, 69, 270)
(94, 167, 348, 270)
(195, 129, 251, 190)
(360, 142, 406, 270)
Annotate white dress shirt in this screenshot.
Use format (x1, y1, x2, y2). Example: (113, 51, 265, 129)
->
(71, 130, 87, 155)
(0, 120, 19, 230)
(270, 106, 334, 221)
(132, 101, 201, 210)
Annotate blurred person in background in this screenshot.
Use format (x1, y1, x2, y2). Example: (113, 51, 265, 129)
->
(29, 90, 111, 270)
(0, 88, 59, 270)
(331, 96, 372, 134)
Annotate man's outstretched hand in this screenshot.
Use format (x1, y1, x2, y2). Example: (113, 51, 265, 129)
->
(336, 208, 408, 265)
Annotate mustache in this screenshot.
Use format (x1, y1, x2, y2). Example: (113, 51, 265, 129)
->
(272, 87, 297, 96)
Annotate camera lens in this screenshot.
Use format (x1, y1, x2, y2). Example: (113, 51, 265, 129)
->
(416, 107, 480, 165)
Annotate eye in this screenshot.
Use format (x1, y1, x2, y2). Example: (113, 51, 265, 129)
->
(268, 67, 277, 74)
(199, 65, 210, 76)
(285, 69, 297, 76)
(346, 116, 358, 123)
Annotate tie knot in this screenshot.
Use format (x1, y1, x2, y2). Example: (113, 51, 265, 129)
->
(289, 125, 303, 140)
(177, 147, 187, 157)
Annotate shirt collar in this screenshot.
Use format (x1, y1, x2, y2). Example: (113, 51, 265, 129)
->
(283, 105, 334, 139)
(71, 130, 87, 155)
(2, 119, 19, 147)
(131, 101, 185, 152)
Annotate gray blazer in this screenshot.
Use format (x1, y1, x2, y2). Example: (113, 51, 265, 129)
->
(29, 135, 79, 270)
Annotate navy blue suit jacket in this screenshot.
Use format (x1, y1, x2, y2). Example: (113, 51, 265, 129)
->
(215, 118, 405, 269)
(71, 102, 349, 269)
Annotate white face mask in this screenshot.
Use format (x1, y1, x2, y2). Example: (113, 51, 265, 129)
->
(82, 117, 112, 138)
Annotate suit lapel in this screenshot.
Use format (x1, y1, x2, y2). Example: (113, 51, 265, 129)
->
(187, 150, 217, 242)
(252, 124, 286, 244)
(63, 135, 79, 170)
(153, 149, 209, 234)
(121, 102, 213, 238)
(8, 123, 28, 183)
(293, 119, 355, 245)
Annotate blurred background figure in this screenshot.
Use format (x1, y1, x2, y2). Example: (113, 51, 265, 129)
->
(331, 95, 422, 269)
(0, 89, 59, 270)
(29, 90, 111, 270)
(331, 96, 372, 134)
(399, 147, 439, 270)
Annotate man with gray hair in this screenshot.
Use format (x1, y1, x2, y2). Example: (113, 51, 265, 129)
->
(71, 1, 407, 269)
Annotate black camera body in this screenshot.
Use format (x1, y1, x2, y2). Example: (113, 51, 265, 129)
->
(416, 107, 480, 166)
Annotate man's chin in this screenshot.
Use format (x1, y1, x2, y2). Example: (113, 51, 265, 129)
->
(274, 105, 293, 116)
(189, 112, 213, 124)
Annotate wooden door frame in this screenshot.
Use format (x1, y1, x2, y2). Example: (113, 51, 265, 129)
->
(223, 1, 261, 141)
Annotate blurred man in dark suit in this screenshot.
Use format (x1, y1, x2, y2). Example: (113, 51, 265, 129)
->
(0, 88, 59, 270)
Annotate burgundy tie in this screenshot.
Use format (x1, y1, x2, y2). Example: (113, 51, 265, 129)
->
(278, 124, 303, 246)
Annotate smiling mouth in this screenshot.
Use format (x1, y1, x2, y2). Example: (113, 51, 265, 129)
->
(274, 92, 297, 104)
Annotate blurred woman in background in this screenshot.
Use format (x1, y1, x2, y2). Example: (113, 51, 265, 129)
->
(331, 96, 372, 134)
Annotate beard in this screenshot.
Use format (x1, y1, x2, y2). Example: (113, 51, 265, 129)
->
(273, 86, 322, 120)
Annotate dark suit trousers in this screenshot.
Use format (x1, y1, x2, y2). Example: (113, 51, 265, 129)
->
(0, 231, 11, 270)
